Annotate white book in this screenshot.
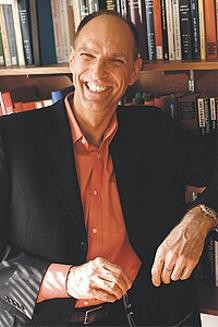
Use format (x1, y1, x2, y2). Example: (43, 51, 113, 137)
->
(11, 0, 25, 66)
(171, 0, 181, 60)
(51, 0, 65, 63)
(165, 0, 175, 60)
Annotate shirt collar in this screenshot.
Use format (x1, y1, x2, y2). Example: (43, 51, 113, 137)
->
(64, 91, 118, 147)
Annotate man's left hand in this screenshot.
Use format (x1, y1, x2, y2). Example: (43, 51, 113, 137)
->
(151, 206, 216, 287)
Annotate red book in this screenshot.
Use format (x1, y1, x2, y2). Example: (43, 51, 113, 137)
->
(14, 102, 24, 113)
(153, 0, 163, 60)
(203, 0, 218, 59)
(0, 91, 14, 115)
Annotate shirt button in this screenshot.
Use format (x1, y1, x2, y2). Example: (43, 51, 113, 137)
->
(92, 228, 97, 234)
(93, 190, 98, 196)
(97, 154, 100, 159)
(84, 301, 89, 306)
(81, 139, 86, 144)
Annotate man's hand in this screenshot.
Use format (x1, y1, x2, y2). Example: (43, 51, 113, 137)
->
(66, 257, 132, 302)
(151, 206, 216, 287)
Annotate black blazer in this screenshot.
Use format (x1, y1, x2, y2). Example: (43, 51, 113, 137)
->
(0, 100, 216, 326)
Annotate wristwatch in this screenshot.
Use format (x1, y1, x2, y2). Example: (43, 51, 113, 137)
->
(198, 204, 218, 226)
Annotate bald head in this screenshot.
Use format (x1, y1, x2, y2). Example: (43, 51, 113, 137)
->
(74, 10, 140, 60)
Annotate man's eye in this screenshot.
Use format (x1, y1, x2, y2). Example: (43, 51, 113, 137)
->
(110, 59, 125, 65)
(80, 53, 93, 59)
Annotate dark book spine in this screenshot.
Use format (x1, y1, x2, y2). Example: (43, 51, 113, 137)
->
(127, 0, 147, 59)
(18, 0, 33, 65)
(197, 97, 206, 135)
(3, 4, 18, 66)
(203, 97, 211, 134)
(190, 0, 200, 60)
(179, 0, 193, 60)
(160, 0, 169, 60)
(29, 0, 40, 65)
(35, 0, 57, 65)
(0, 28, 4, 66)
(144, 0, 156, 60)
(106, 0, 117, 11)
(116, 0, 128, 17)
(164, 94, 180, 125)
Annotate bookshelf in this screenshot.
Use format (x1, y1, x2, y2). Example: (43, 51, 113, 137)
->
(0, 60, 218, 76)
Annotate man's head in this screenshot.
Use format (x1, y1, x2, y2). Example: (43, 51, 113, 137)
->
(69, 11, 142, 116)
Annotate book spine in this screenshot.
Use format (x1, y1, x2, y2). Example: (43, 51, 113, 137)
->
(116, 0, 128, 17)
(0, 91, 14, 115)
(164, 94, 180, 125)
(144, 0, 156, 61)
(29, 0, 40, 65)
(17, 0, 34, 65)
(105, 0, 117, 11)
(203, 97, 210, 134)
(216, 97, 218, 128)
(51, 0, 63, 63)
(179, 0, 193, 60)
(2, 4, 18, 65)
(203, 0, 218, 60)
(209, 97, 217, 130)
(160, 0, 169, 60)
(127, 0, 147, 59)
(215, 241, 218, 287)
(71, 0, 81, 30)
(153, 0, 163, 60)
(78, 0, 89, 20)
(87, 0, 99, 12)
(172, 0, 182, 60)
(190, 0, 200, 60)
(11, 0, 25, 66)
(0, 27, 5, 65)
(216, 0, 218, 47)
(35, 0, 57, 65)
(59, 0, 73, 62)
(198, 0, 206, 60)
(0, 4, 12, 66)
(165, 0, 175, 60)
(197, 97, 206, 135)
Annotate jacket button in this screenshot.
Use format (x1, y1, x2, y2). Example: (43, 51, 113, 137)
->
(80, 241, 87, 251)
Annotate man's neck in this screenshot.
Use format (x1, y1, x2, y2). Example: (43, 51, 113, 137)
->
(72, 105, 116, 147)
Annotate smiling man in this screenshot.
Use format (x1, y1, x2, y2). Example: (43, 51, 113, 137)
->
(0, 10, 217, 327)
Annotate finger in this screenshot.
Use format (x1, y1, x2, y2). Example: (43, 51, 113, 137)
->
(98, 266, 130, 296)
(91, 288, 118, 303)
(179, 265, 193, 280)
(102, 259, 132, 288)
(91, 276, 123, 300)
(161, 265, 174, 284)
(151, 254, 164, 287)
(171, 258, 186, 281)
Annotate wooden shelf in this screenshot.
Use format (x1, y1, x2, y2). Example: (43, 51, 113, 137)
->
(0, 61, 217, 76)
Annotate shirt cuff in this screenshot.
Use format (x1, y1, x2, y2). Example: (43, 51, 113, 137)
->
(37, 263, 72, 303)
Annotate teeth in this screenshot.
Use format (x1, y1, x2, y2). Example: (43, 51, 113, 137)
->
(87, 82, 107, 93)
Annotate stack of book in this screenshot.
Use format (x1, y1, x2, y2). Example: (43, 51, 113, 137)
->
(0, 0, 217, 67)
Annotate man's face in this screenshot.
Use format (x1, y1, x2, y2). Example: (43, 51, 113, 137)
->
(70, 15, 142, 116)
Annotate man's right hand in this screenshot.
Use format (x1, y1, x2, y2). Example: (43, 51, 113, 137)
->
(66, 257, 132, 302)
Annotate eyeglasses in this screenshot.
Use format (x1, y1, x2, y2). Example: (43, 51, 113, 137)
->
(123, 293, 136, 327)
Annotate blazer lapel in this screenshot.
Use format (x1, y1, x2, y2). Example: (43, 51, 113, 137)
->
(35, 101, 86, 238)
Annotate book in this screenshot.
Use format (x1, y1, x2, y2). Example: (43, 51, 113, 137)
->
(198, 0, 206, 60)
(153, 0, 163, 60)
(0, 91, 14, 115)
(29, 0, 40, 65)
(179, 0, 193, 60)
(71, 0, 81, 31)
(35, 0, 57, 65)
(144, 0, 156, 61)
(78, 0, 89, 20)
(160, 0, 169, 60)
(87, 0, 99, 13)
(2, 3, 18, 65)
(177, 93, 199, 131)
(0, 26, 5, 65)
(165, 0, 175, 60)
(51, 85, 74, 104)
(17, 0, 34, 65)
(163, 93, 180, 125)
(127, 0, 147, 59)
(116, 0, 128, 18)
(190, 0, 200, 60)
(197, 97, 206, 135)
(105, 0, 117, 11)
(209, 97, 217, 131)
(203, 0, 218, 60)
(172, 0, 182, 60)
(11, 0, 25, 66)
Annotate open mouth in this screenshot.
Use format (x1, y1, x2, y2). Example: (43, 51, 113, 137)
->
(85, 82, 109, 93)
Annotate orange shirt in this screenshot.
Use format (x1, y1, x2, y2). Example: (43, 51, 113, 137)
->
(37, 93, 141, 306)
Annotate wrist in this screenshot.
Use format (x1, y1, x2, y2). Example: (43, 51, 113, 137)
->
(197, 204, 217, 229)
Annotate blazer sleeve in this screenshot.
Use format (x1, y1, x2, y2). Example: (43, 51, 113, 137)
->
(0, 124, 50, 322)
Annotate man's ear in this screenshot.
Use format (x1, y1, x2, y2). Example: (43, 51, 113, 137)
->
(129, 57, 142, 86)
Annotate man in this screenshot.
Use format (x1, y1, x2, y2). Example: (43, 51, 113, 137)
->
(0, 10, 217, 326)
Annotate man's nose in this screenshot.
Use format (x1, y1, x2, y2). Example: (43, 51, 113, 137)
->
(90, 59, 108, 79)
